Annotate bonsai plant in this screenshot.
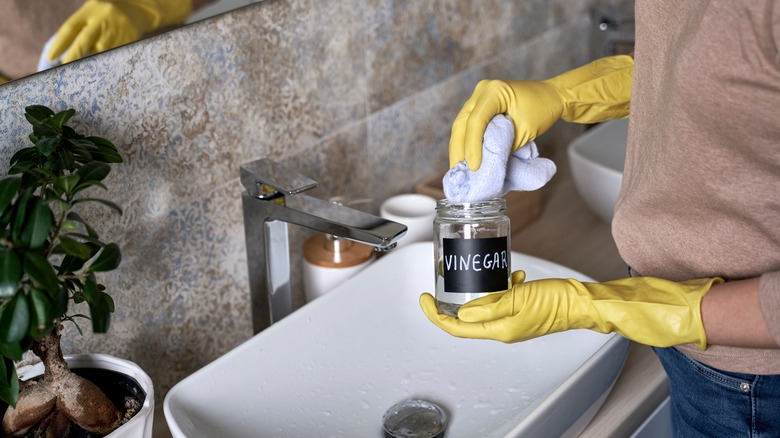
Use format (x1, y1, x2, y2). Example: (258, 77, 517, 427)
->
(0, 105, 134, 436)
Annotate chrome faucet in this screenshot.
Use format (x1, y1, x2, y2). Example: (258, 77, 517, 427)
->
(240, 158, 407, 334)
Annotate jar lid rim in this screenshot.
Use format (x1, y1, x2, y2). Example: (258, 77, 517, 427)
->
(436, 198, 506, 209)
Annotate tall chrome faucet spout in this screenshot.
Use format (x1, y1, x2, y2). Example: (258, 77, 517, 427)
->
(240, 159, 407, 333)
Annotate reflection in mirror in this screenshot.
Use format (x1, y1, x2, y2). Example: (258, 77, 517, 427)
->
(0, 0, 264, 86)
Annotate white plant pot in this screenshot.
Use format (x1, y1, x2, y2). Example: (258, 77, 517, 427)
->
(16, 353, 154, 438)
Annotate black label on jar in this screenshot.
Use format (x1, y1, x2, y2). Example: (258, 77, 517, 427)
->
(442, 237, 509, 293)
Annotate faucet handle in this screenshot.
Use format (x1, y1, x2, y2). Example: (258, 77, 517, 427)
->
(240, 159, 318, 199)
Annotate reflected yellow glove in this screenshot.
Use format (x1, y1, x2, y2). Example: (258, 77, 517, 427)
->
(48, 0, 193, 64)
(420, 270, 724, 350)
(450, 55, 633, 169)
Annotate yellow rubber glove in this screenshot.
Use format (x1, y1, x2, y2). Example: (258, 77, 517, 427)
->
(420, 270, 724, 350)
(48, 0, 193, 64)
(450, 55, 633, 169)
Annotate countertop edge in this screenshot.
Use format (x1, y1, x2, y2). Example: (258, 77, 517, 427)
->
(579, 342, 669, 437)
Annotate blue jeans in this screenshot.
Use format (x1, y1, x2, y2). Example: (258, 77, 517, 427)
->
(653, 347, 780, 437)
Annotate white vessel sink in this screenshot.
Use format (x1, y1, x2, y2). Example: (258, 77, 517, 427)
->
(568, 119, 628, 223)
(164, 242, 629, 437)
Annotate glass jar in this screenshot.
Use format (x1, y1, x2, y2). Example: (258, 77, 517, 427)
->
(434, 198, 511, 316)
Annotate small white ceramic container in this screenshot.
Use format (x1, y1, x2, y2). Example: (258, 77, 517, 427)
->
(380, 194, 438, 248)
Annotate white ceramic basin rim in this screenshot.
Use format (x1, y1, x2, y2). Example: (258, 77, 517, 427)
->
(568, 119, 629, 223)
(164, 242, 629, 437)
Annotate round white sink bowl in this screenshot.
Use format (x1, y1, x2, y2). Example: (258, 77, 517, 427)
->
(567, 119, 628, 223)
(164, 242, 629, 437)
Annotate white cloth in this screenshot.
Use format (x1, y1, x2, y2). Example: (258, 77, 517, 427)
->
(442, 115, 556, 203)
(37, 35, 63, 72)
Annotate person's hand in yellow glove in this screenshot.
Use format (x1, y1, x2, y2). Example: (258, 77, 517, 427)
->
(420, 270, 724, 350)
(47, 0, 193, 65)
(450, 55, 633, 170)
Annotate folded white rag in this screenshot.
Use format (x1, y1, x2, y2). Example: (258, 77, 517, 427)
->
(442, 115, 556, 203)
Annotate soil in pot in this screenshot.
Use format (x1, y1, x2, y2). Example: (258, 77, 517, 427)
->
(0, 367, 145, 438)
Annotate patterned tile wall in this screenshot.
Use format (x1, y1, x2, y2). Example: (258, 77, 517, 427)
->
(0, 0, 632, 403)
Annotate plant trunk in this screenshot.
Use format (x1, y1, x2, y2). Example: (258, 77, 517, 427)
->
(1, 324, 122, 437)
(32, 324, 70, 384)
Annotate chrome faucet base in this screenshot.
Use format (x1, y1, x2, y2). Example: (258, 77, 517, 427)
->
(241, 159, 407, 333)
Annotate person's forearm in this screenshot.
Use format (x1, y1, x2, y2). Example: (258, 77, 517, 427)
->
(701, 277, 778, 348)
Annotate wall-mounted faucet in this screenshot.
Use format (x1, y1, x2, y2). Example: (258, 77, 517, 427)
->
(240, 159, 408, 334)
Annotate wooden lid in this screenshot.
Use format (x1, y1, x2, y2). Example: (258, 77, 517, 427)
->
(303, 234, 375, 267)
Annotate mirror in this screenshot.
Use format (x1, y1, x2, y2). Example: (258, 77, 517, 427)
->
(0, 0, 265, 86)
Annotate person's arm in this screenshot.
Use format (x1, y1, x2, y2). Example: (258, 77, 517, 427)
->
(449, 55, 633, 170)
(421, 272, 780, 350)
(48, 0, 195, 64)
(702, 278, 778, 348)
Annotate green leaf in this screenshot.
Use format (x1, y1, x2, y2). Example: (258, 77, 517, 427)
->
(24, 167, 56, 181)
(73, 180, 108, 195)
(7, 161, 34, 176)
(0, 248, 22, 298)
(61, 125, 81, 142)
(89, 291, 113, 333)
(21, 251, 59, 293)
(73, 198, 122, 214)
(20, 197, 54, 250)
(0, 356, 19, 408)
(52, 148, 76, 172)
(49, 287, 68, 320)
(67, 143, 95, 163)
(0, 340, 23, 362)
(28, 289, 52, 337)
(82, 277, 98, 305)
(24, 105, 55, 124)
(86, 137, 123, 163)
(34, 137, 60, 157)
(102, 292, 115, 313)
(32, 123, 59, 139)
(77, 161, 110, 182)
(53, 174, 80, 196)
(66, 212, 99, 239)
(0, 177, 21, 215)
(89, 149, 124, 164)
(10, 190, 31, 244)
(87, 243, 121, 273)
(9, 147, 39, 165)
(57, 241, 100, 275)
(57, 235, 92, 260)
(58, 255, 86, 275)
(0, 294, 30, 343)
(63, 233, 104, 247)
(45, 109, 75, 130)
(67, 137, 98, 150)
